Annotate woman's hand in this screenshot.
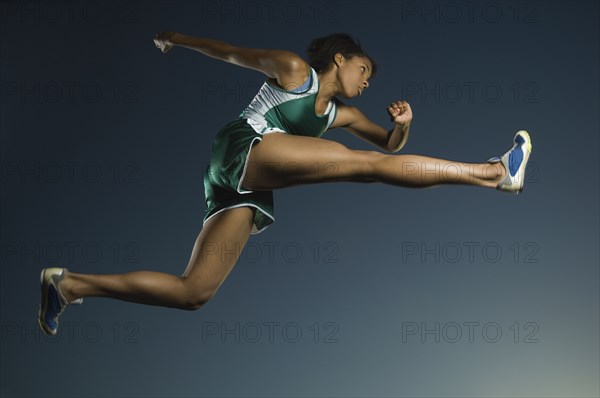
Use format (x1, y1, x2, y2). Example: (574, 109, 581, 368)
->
(386, 100, 412, 151)
(387, 100, 413, 125)
(154, 31, 178, 53)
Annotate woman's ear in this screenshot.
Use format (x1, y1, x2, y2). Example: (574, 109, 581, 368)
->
(333, 52, 345, 68)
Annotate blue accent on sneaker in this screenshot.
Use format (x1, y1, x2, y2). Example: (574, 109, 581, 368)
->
(489, 130, 532, 194)
(45, 284, 62, 331)
(508, 144, 524, 177)
(515, 134, 525, 145)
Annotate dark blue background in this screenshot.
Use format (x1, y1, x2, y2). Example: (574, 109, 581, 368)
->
(1, 1, 598, 397)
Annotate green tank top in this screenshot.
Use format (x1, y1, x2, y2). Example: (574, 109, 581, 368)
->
(240, 66, 337, 137)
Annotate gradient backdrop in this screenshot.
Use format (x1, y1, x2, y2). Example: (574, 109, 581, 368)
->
(1, 1, 598, 397)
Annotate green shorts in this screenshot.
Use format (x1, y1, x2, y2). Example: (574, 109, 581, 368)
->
(203, 118, 275, 234)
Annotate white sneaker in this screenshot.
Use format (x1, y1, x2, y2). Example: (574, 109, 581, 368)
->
(487, 130, 532, 194)
(38, 268, 83, 336)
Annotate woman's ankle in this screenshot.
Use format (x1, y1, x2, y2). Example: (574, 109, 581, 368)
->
(60, 271, 81, 303)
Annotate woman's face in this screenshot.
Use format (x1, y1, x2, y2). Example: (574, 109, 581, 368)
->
(335, 54, 373, 98)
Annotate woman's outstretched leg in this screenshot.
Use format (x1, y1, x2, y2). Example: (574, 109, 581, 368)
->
(39, 207, 254, 335)
(242, 130, 531, 193)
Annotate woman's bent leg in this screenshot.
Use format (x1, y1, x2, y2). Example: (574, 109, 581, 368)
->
(58, 207, 254, 310)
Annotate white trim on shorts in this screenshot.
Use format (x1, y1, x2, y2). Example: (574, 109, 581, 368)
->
(203, 203, 275, 235)
(236, 136, 263, 194)
(236, 119, 286, 194)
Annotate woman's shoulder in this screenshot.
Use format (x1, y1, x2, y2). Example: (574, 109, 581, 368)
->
(265, 55, 313, 92)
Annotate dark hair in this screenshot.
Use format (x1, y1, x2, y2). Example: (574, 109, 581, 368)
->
(306, 33, 378, 78)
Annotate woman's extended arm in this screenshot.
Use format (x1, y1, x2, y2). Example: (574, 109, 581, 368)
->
(153, 31, 306, 81)
(329, 101, 412, 153)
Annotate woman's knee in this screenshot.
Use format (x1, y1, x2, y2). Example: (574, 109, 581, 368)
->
(179, 281, 220, 311)
(349, 149, 385, 180)
(307, 144, 381, 181)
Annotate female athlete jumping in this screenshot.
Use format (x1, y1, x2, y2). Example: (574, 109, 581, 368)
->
(38, 32, 532, 336)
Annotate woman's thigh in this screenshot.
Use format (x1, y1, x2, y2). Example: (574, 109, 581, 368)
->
(242, 133, 383, 190)
(180, 207, 254, 299)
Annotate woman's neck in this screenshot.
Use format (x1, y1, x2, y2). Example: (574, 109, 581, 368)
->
(316, 69, 340, 105)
